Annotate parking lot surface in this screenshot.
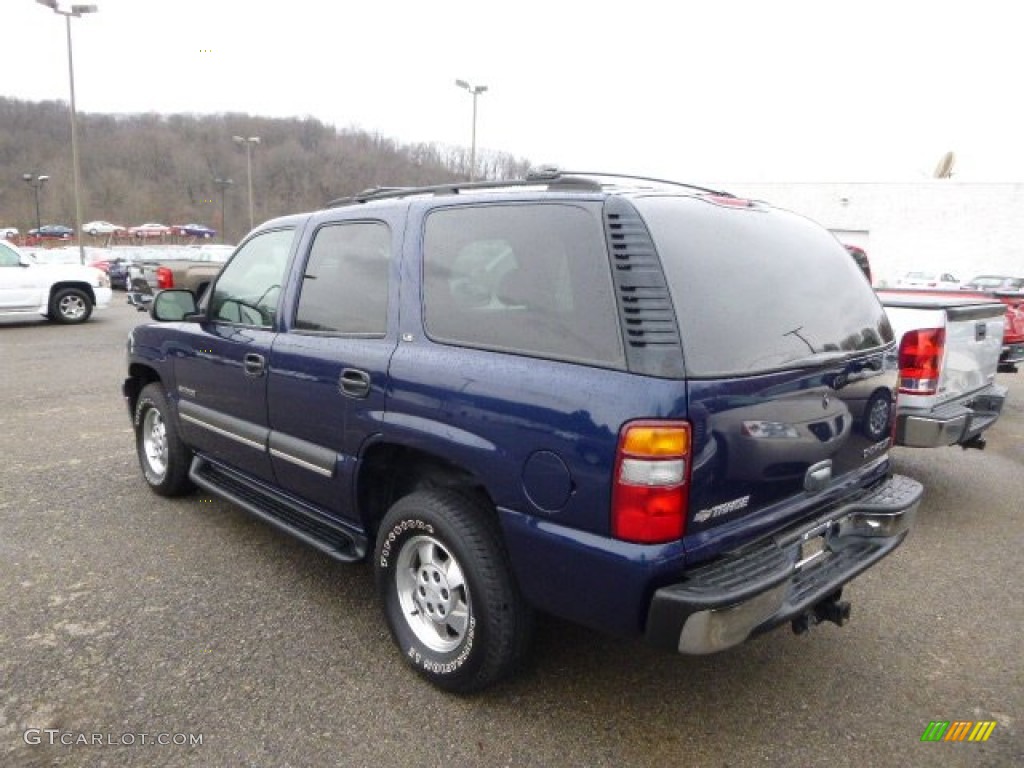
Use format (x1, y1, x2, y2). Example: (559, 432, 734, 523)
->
(1, 300, 1021, 767)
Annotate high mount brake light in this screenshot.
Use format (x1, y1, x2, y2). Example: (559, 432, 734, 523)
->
(898, 328, 945, 395)
(702, 194, 755, 208)
(612, 421, 691, 543)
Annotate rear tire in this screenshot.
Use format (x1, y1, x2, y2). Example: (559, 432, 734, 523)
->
(49, 287, 93, 324)
(134, 383, 194, 496)
(375, 490, 533, 693)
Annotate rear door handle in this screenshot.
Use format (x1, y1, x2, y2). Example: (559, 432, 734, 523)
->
(339, 368, 371, 398)
(244, 353, 266, 376)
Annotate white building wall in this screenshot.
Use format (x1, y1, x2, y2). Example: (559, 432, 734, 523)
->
(714, 182, 1024, 286)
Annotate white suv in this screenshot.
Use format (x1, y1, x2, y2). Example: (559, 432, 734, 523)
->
(0, 240, 112, 324)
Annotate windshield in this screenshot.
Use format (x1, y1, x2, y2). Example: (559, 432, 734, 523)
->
(633, 195, 893, 377)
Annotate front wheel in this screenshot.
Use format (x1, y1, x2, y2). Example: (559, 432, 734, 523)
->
(134, 383, 194, 496)
(49, 287, 93, 324)
(375, 490, 533, 693)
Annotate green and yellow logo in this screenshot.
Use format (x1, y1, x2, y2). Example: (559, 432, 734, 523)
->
(921, 720, 997, 742)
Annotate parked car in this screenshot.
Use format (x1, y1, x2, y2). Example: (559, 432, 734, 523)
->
(84, 220, 126, 236)
(124, 170, 922, 693)
(894, 270, 960, 290)
(0, 239, 111, 323)
(28, 224, 75, 239)
(172, 223, 217, 238)
(129, 223, 173, 238)
(1, 226, 18, 239)
(90, 256, 137, 290)
(962, 274, 1024, 293)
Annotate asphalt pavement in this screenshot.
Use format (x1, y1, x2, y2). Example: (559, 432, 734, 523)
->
(1, 299, 1021, 767)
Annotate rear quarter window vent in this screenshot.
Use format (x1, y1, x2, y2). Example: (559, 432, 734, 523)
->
(603, 197, 685, 378)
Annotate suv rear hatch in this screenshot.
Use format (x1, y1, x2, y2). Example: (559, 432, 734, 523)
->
(630, 194, 898, 562)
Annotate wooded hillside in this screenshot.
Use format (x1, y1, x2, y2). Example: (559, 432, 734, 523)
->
(0, 97, 532, 243)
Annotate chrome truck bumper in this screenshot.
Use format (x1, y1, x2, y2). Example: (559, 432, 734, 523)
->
(895, 383, 1007, 448)
(644, 474, 923, 655)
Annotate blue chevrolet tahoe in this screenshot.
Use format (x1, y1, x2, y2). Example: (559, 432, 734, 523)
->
(123, 171, 923, 692)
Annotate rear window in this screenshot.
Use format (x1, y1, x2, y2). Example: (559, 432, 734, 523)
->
(633, 196, 893, 377)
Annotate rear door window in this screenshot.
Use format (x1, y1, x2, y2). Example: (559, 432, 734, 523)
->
(422, 204, 625, 368)
(294, 221, 390, 336)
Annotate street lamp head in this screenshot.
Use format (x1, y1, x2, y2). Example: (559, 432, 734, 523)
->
(232, 135, 244, 144)
(37, 1, 99, 15)
(456, 79, 488, 95)
(22, 173, 32, 182)
(248, 136, 260, 144)
(39, 175, 50, 183)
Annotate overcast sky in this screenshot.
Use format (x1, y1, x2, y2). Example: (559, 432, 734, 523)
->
(3, 0, 1022, 184)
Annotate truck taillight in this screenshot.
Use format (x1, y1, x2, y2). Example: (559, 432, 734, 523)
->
(156, 266, 174, 290)
(898, 328, 945, 395)
(611, 421, 691, 543)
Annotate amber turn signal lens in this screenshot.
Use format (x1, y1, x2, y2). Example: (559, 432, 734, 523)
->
(621, 423, 689, 457)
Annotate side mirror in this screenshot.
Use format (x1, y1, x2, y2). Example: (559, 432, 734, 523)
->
(151, 289, 200, 322)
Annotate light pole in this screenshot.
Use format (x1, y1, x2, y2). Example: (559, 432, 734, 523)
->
(232, 135, 260, 232)
(22, 173, 50, 231)
(36, 1, 98, 265)
(455, 79, 488, 181)
(214, 177, 233, 244)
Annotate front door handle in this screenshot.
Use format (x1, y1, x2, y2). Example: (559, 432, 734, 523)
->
(244, 353, 266, 376)
(339, 368, 371, 398)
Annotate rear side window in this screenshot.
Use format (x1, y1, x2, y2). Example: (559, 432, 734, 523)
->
(294, 221, 390, 336)
(633, 196, 893, 377)
(423, 204, 624, 368)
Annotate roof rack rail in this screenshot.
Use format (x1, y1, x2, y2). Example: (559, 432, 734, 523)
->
(326, 178, 543, 208)
(529, 169, 734, 197)
(324, 169, 732, 208)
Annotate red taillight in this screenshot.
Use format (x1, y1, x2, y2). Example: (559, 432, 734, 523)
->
(611, 420, 691, 543)
(156, 266, 174, 289)
(898, 328, 945, 395)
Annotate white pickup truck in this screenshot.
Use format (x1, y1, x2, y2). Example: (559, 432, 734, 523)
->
(0, 240, 112, 324)
(879, 292, 1007, 450)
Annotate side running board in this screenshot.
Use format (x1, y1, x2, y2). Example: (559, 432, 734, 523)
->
(189, 455, 367, 563)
